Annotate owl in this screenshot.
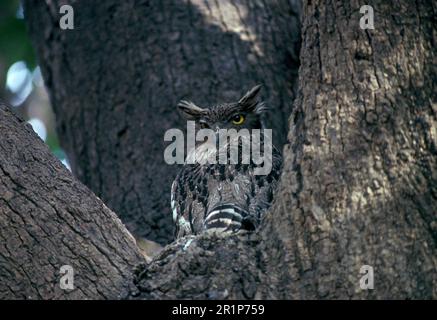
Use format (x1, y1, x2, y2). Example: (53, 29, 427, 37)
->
(171, 85, 282, 239)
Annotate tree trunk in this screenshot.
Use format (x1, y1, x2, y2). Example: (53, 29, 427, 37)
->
(258, 0, 437, 299)
(0, 105, 143, 299)
(23, 0, 301, 244)
(1, 0, 434, 299)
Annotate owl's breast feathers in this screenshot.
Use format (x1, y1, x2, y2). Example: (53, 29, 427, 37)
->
(171, 146, 282, 238)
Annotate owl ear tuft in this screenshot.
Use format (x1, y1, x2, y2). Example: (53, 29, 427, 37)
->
(177, 100, 205, 120)
(238, 85, 262, 111)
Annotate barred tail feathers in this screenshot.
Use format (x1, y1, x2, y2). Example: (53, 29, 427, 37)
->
(204, 204, 249, 232)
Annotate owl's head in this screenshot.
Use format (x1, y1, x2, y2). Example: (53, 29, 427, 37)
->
(177, 85, 268, 131)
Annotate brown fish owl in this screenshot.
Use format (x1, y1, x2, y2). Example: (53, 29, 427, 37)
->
(171, 85, 282, 239)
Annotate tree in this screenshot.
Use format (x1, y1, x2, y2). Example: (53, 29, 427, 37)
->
(0, 0, 434, 299)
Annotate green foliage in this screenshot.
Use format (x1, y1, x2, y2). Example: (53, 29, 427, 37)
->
(0, 0, 36, 68)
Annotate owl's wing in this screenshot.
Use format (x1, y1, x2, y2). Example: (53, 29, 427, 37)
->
(171, 164, 209, 238)
(246, 145, 282, 224)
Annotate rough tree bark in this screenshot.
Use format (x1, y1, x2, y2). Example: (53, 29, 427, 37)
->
(0, 0, 435, 299)
(23, 0, 301, 244)
(259, 0, 437, 299)
(0, 105, 143, 299)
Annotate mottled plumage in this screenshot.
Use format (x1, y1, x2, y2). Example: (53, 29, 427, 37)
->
(171, 85, 282, 238)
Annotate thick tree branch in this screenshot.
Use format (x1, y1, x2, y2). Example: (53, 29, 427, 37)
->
(0, 104, 143, 299)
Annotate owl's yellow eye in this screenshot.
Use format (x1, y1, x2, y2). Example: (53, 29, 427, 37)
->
(231, 114, 245, 125)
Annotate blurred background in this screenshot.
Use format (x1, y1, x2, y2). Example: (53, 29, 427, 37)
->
(0, 0, 70, 169)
